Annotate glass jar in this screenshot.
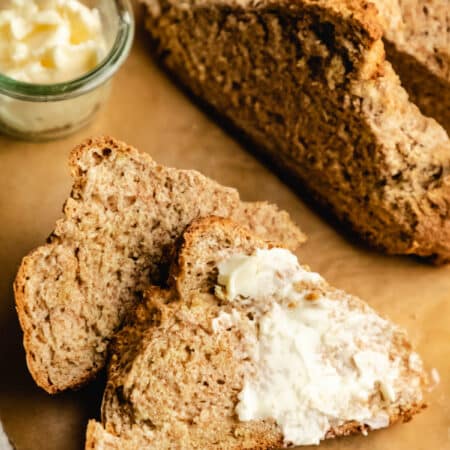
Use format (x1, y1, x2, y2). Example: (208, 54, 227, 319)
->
(0, 0, 134, 140)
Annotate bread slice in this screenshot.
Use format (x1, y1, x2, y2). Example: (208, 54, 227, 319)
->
(86, 217, 428, 449)
(14, 136, 304, 394)
(143, 0, 450, 262)
(371, 0, 449, 133)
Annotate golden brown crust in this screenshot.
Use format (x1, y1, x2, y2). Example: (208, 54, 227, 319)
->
(14, 251, 58, 394)
(325, 403, 427, 440)
(143, 0, 383, 40)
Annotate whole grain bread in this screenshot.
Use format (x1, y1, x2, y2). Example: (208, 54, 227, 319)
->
(371, 0, 449, 133)
(143, 0, 450, 262)
(86, 217, 428, 449)
(14, 136, 304, 394)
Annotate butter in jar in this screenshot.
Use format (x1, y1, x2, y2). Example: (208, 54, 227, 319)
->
(0, 0, 107, 84)
(0, 0, 134, 140)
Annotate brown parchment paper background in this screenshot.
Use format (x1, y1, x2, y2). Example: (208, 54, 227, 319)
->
(0, 3, 449, 450)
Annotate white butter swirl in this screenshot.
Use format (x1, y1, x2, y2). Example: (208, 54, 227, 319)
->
(0, 0, 106, 84)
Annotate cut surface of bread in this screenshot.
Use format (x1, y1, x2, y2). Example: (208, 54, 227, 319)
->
(371, 0, 449, 133)
(86, 217, 428, 449)
(14, 136, 304, 394)
(143, 0, 450, 262)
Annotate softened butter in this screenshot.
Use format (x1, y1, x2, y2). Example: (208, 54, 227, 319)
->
(0, 0, 106, 84)
(215, 248, 424, 446)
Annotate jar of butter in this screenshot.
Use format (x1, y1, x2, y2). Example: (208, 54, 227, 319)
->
(0, 0, 134, 140)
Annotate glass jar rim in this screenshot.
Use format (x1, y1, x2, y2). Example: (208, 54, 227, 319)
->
(0, 0, 135, 102)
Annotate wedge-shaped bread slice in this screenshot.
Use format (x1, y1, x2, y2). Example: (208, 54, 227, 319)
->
(14, 137, 304, 394)
(86, 217, 428, 449)
(143, 0, 450, 262)
(372, 0, 449, 133)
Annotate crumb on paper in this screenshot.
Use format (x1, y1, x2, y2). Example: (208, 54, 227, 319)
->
(430, 368, 440, 388)
(426, 367, 440, 392)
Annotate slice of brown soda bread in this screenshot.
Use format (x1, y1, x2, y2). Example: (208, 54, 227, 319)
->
(86, 216, 428, 449)
(14, 137, 304, 394)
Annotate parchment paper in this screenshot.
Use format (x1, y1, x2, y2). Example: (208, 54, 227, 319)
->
(0, 3, 448, 450)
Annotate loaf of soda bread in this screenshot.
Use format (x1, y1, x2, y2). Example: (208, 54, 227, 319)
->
(143, 0, 450, 262)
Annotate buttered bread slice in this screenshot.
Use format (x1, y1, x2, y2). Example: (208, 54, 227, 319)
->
(14, 137, 304, 394)
(86, 217, 428, 449)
